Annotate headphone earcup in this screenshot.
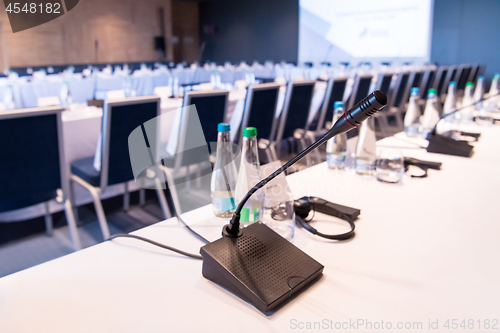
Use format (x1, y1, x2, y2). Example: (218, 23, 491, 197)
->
(293, 199, 311, 219)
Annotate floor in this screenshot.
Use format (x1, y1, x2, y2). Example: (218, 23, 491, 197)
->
(0, 178, 213, 278)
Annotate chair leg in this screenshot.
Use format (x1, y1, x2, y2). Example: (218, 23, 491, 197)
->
(71, 175, 110, 240)
(269, 143, 279, 162)
(306, 131, 322, 164)
(69, 178, 79, 222)
(195, 163, 202, 188)
(154, 177, 172, 219)
(264, 147, 274, 163)
(63, 198, 82, 251)
(185, 165, 191, 191)
(123, 182, 130, 212)
(44, 202, 53, 237)
(299, 137, 311, 167)
(139, 188, 146, 206)
(161, 165, 183, 218)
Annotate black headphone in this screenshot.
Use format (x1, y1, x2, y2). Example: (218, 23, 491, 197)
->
(293, 197, 357, 241)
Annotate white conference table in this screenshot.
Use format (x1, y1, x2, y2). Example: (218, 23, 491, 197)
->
(1, 125, 499, 332)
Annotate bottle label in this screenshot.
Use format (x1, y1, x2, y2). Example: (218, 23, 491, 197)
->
(213, 197, 235, 214)
(240, 207, 260, 223)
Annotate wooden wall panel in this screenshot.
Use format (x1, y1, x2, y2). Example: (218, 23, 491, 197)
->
(0, 0, 174, 70)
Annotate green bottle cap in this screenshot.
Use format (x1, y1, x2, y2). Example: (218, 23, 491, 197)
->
(428, 88, 437, 95)
(465, 82, 474, 87)
(493, 74, 499, 81)
(243, 127, 257, 137)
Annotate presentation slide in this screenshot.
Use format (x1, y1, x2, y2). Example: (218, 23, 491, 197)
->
(299, 0, 433, 65)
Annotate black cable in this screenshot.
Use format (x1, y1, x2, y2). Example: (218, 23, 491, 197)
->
(108, 234, 203, 260)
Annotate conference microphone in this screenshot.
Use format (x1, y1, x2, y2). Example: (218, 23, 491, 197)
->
(426, 92, 500, 157)
(200, 90, 387, 314)
(224, 89, 387, 236)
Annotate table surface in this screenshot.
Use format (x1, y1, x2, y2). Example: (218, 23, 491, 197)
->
(1, 125, 499, 333)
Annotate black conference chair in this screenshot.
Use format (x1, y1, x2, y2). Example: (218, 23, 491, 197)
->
(375, 73, 393, 96)
(0, 107, 81, 250)
(468, 64, 480, 84)
(419, 68, 436, 99)
(238, 83, 281, 162)
(441, 65, 458, 100)
(372, 73, 394, 138)
(385, 72, 410, 132)
(456, 64, 472, 92)
(70, 96, 171, 240)
(274, 80, 315, 164)
(182, 90, 229, 150)
(346, 75, 373, 110)
(316, 77, 348, 132)
(433, 66, 449, 99)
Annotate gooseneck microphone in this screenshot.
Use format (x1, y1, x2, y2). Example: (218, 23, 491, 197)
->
(225, 90, 387, 237)
(430, 92, 500, 135)
(426, 92, 500, 157)
(200, 90, 387, 314)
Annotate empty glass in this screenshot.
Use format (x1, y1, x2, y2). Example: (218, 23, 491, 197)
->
(376, 149, 405, 183)
(261, 193, 295, 241)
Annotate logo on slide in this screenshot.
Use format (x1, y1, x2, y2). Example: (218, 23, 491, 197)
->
(3, 0, 79, 33)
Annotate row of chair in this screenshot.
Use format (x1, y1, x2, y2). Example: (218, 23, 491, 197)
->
(0, 62, 483, 251)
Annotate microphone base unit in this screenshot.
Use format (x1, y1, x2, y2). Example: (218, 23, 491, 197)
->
(426, 132, 474, 158)
(200, 222, 324, 314)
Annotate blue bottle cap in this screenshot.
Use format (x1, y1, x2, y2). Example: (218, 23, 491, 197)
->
(218, 123, 230, 132)
(478, 76, 484, 80)
(334, 101, 343, 109)
(449, 81, 456, 86)
(411, 87, 419, 94)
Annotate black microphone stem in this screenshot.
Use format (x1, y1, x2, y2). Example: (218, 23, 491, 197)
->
(431, 92, 500, 134)
(225, 90, 388, 237)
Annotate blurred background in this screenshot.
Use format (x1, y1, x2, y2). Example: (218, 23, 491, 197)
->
(0, 0, 499, 278)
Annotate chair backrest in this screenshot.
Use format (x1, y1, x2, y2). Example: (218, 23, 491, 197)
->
(0, 107, 66, 212)
(275, 80, 315, 142)
(182, 90, 229, 147)
(37, 96, 61, 107)
(317, 77, 348, 130)
(433, 66, 449, 97)
(101, 96, 160, 191)
(388, 72, 410, 109)
(467, 64, 480, 84)
(403, 71, 424, 104)
(441, 65, 457, 96)
(419, 69, 436, 99)
(457, 65, 472, 91)
(376, 73, 393, 96)
(347, 75, 373, 110)
(239, 83, 280, 144)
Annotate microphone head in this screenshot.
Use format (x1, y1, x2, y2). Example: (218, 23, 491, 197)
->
(344, 90, 387, 127)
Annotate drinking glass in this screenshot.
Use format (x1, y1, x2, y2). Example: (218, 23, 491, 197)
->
(261, 193, 295, 241)
(376, 149, 405, 183)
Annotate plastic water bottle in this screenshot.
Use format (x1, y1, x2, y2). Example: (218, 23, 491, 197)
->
(235, 127, 264, 226)
(355, 116, 377, 175)
(487, 73, 499, 110)
(326, 101, 347, 169)
(421, 89, 441, 136)
(60, 81, 72, 108)
(211, 123, 238, 218)
(473, 76, 484, 110)
(3, 84, 15, 110)
(404, 87, 422, 137)
(443, 82, 457, 115)
(460, 82, 475, 122)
